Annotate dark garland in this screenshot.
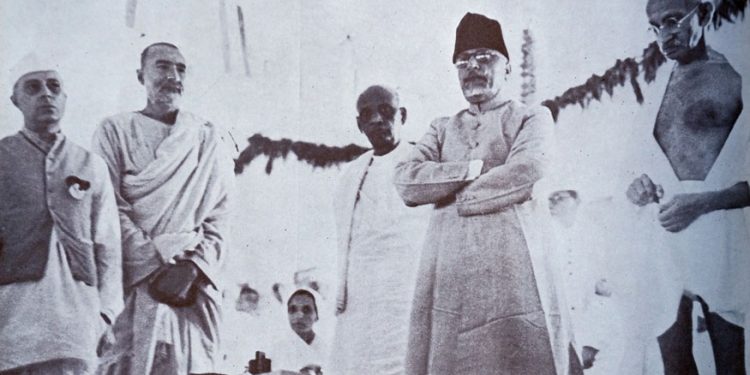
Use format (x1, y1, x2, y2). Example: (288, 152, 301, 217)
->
(541, 43, 662, 122)
(234, 133, 369, 174)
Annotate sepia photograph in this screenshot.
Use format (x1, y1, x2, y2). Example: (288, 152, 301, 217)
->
(1, 0, 749, 374)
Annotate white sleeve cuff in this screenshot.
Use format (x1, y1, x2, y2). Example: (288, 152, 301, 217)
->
(467, 159, 484, 180)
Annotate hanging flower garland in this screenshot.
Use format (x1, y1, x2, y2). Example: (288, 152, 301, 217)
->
(541, 43, 662, 121)
(234, 133, 369, 174)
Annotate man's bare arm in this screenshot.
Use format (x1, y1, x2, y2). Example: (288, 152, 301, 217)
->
(658, 182, 750, 232)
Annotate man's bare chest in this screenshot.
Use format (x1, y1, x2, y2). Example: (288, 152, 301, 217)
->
(653, 63, 742, 181)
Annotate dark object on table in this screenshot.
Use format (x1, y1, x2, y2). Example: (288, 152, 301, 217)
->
(248, 351, 272, 374)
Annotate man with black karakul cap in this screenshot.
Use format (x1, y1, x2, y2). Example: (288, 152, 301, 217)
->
(394, 12, 569, 374)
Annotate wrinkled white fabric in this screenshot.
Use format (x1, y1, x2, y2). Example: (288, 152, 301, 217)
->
(330, 143, 429, 375)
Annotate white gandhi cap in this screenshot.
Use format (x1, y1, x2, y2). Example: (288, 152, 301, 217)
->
(7, 52, 63, 92)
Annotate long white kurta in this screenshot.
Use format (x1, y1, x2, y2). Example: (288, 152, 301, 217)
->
(93, 111, 234, 375)
(330, 142, 430, 375)
(394, 98, 570, 375)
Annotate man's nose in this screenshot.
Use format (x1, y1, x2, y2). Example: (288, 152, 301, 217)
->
(39, 85, 55, 97)
(467, 58, 481, 69)
(369, 111, 383, 123)
(166, 67, 181, 82)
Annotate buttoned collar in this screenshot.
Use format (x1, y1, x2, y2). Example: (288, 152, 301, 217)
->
(468, 95, 510, 115)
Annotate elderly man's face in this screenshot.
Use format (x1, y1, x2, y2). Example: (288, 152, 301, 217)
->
(456, 48, 508, 104)
(357, 88, 404, 154)
(11, 71, 66, 132)
(138, 45, 186, 108)
(647, 0, 706, 62)
(288, 294, 317, 337)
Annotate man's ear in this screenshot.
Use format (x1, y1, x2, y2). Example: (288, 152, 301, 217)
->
(137, 69, 144, 85)
(697, 1, 714, 27)
(10, 94, 18, 107)
(399, 107, 407, 124)
(356, 116, 364, 133)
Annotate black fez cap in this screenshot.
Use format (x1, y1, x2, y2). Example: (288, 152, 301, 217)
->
(453, 12, 509, 63)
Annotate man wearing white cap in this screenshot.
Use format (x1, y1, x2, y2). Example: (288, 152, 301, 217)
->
(625, 0, 749, 373)
(394, 12, 567, 375)
(0, 60, 123, 374)
(93, 42, 234, 375)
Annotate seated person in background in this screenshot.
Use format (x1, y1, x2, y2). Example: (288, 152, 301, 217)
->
(236, 284, 260, 314)
(267, 288, 328, 374)
(549, 190, 625, 375)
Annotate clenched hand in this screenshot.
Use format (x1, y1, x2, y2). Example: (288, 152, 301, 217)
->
(626, 174, 663, 206)
(658, 193, 707, 232)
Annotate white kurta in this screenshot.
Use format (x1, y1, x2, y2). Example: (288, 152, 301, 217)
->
(0, 231, 100, 371)
(330, 143, 430, 375)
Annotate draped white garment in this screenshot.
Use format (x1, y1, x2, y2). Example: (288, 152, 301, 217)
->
(93, 111, 234, 375)
(330, 143, 430, 375)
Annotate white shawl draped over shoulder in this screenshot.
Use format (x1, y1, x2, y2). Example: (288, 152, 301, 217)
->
(94, 111, 234, 290)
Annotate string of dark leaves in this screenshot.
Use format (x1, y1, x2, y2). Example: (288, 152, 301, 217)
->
(234, 133, 369, 174)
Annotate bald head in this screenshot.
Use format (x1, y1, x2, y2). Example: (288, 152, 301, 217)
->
(140, 42, 181, 68)
(647, 0, 701, 13)
(356, 85, 399, 112)
(356, 85, 406, 156)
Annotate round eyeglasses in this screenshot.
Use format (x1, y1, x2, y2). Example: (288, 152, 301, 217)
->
(648, 5, 698, 36)
(454, 51, 503, 70)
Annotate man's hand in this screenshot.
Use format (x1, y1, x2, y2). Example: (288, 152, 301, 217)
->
(581, 346, 599, 369)
(626, 174, 663, 206)
(299, 364, 322, 375)
(96, 314, 116, 357)
(658, 193, 708, 232)
(148, 261, 202, 307)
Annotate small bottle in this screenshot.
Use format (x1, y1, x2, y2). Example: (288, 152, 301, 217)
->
(247, 351, 272, 374)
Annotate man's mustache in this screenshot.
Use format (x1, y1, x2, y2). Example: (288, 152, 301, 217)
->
(464, 74, 488, 83)
(159, 82, 183, 93)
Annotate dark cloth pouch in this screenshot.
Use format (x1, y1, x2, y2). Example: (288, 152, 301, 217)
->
(147, 260, 203, 307)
